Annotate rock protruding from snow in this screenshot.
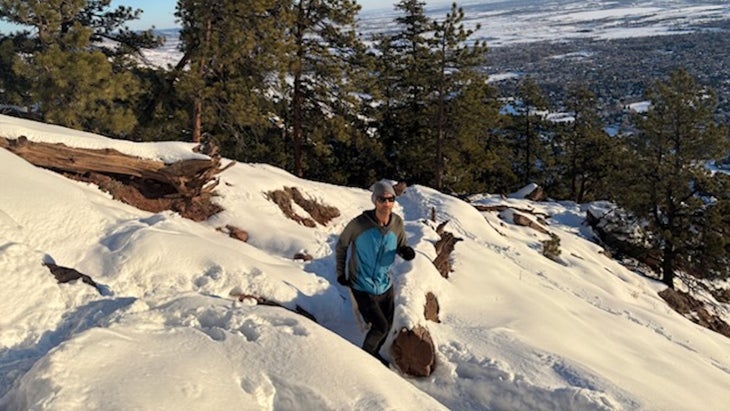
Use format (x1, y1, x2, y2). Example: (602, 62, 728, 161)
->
(391, 326, 435, 377)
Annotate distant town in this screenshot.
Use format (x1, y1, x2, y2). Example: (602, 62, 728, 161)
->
(485, 19, 730, 129)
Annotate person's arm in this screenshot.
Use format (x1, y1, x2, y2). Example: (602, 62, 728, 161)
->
(336, 221, 356, 284)
(394, 216, 415, 261)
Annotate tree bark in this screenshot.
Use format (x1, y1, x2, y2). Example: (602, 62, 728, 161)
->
(0, 136, 231, 198)
(662, 247, 676, 289)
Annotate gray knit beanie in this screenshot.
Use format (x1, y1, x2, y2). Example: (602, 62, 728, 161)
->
(371, 181, 396, 204)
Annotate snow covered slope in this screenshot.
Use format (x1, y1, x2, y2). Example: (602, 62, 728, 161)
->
(1, 114, 729, 410)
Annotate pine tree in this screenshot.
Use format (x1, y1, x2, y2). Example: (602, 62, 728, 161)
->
(1, 0, 152, 137)
(554, 85, 618, 202)
(687, 172, 730, 281)
(374, 0, 437, 184)
(331, 40, 388, 187)
(431, 2, 494, 191)
(444, 76, 506, 194)
(280, 0, 365, 178)
(618, 69, 729, 288)
(507, 76, 550, 187)
(175, 0, 288, 146)
(74, 0, 162, 66)
(0, 35, 33, 110)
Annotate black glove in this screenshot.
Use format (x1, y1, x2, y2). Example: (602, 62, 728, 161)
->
(397, 246, 415, 261)
(337, 275, 349, 286)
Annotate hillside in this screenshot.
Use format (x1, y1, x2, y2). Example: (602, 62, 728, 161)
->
(1, 113, 729, 410)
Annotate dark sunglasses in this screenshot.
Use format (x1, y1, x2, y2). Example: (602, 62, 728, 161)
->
(377, 196, 396, 203)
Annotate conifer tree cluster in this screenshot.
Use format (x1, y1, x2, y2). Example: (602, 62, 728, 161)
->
(1, 1, 728, 283)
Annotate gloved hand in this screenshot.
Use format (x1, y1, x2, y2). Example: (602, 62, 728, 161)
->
(397, 246, 416, 261)
(337, 275, 349, 286)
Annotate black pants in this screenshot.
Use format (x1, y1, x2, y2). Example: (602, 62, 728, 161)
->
(351, 287, 394, 357)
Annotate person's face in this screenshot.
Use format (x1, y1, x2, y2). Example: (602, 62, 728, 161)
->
(375, 194, 396, 212)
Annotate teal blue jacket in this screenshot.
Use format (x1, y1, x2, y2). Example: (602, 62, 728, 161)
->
(336, 210, 408, 295)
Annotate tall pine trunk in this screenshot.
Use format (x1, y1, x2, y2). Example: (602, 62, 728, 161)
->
(192, 17, 212, 144)
(661, 246, 676, 289)
(291, 2, 306, 177)
(435, 53, 446, 191)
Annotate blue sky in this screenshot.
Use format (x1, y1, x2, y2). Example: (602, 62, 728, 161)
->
(0, 0, 444, 33)
(110, 0, 178, 30)
(114, 0, 404, 30)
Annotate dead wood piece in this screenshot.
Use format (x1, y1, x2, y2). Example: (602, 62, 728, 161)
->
(474, 204, 510, 212)
(1, 136, 231, 199)
(267, 187, 340, 227)
(222, 225, 248, 242)
(525, 185, 546, 201)
(2, 136, 230, 221)
(513, 213, 550, 234)
(43, 262, 102, 294)
(3, 136, 163, 178)
(473, 203, 550, 218)
(435, 220, 449, 236)
(267, 189, 316, 227)
(293, 252, 313, 261)
(233, 293, 317, 323)
(287, 187, 340, 226)
(74, 172, 222, 221)
(484, 214, 508, 237)
(433, 231, 463, 279)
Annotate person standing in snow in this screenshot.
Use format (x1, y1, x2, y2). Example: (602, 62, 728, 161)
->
(336, 181, 416, 366)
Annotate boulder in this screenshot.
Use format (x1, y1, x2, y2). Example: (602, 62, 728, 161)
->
(526, 185, 546, 201)
(225, 225, 248, 242)
(424, 292, 440, 323)
(391, 326, 436, 377)
(513, 212, 549, 234)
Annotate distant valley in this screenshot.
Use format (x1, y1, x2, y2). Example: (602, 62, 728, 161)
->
(358, 0, 730, 125)
(150, 1, 730, 126)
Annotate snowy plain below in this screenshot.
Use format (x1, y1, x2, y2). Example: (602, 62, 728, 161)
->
(1, 113, 729, 410)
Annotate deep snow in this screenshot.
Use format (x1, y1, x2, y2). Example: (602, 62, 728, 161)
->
(1, 113, 729, 410)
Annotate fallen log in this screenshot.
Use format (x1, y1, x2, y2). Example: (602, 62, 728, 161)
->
(0, 136, 232, 198)
(1, 136, 233, 220)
